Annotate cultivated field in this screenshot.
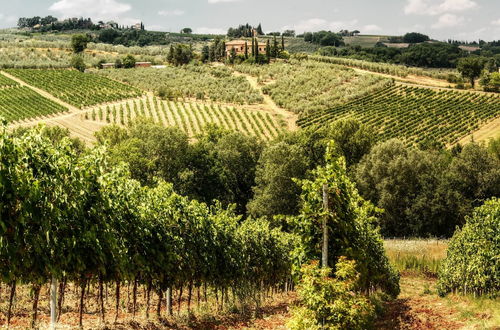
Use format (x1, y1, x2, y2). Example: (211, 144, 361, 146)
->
(5, 69, 143, 108)
(96, 65, 264, 105)
(235, 60, 390, 114)
(85, 96, 286, 140)
(298, 84, 500, 145)
(0, 85, 68, 122)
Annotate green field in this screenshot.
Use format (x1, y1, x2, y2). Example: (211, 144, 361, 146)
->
(235, 60, 390, 114)
(5, 69, 143, 108)
(97, 65, 263, 105)
(0, 73, 18, 87)
(298, 84, 500, 145)
(0, 86, 68, 122)
(87, 96, 285, 140)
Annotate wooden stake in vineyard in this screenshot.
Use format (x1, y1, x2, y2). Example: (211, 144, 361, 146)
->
(322, 184, 329, 268)
(50, 276, 57, 329)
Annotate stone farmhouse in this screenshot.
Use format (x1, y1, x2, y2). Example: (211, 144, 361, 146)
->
(225, 40, 267, 57)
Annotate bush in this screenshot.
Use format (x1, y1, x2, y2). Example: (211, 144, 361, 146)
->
(70, 55, 86, 72)
(438, 198, 500, 297)
(122, 54, 136, 68)
(288, 258, 376, 330)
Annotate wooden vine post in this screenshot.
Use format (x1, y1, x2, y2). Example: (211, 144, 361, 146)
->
(322, 184, 329, 268)
(50, 276, 57, 329)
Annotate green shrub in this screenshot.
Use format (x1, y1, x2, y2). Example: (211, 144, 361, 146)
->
(288, 258, 376, 330)
(438, 198, 500, 297)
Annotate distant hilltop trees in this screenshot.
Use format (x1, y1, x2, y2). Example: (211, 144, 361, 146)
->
(17, 16, 145, 32)
(227, 23, 264, 38)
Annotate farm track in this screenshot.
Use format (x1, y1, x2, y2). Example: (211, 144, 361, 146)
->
(233, 71, 298, 131)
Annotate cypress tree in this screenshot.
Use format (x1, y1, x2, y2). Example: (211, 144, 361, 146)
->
(251, 38, 255, 57)
(273, 36, 278, 58)
(281, 35, 285, 51)
(266, 40, 271, 60)
(244, 42, 248, 59)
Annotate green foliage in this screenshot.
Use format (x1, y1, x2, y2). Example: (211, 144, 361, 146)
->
(290, 144, 400, 296)
(167, 44, 194, 66)
(0, 122, 294, 314)
(403, 32, 430, 44)
(6, 69, 142, 108)
(457, 56, 486, 87)
(298, 84, 500, 146)
(480, 71, 500, 92)
(0, 85, 68, 122)
(288, 259, 376, 330)
(355, 140, 500, 237)
(438, 198, 500, 297)
(71, 34, 89, 53)
(247, 142, 309, 218)
(235, 60, 389, 114)
(97, 65, 263, 105)
(122, 54, 136, 68)
(70, 55, 86, 72)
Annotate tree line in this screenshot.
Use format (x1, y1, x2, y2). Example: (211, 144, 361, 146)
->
(93, 118, 500, 238)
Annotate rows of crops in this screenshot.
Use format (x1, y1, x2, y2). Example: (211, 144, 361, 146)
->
(298, 84, 500, 145)
(234, 60, 390, 114)
(0, 73, 18, 87)
(86, 96, 285, 140)
(0, 127, 293, 328)
(97, 65, 264, 105)
(0, 86, 68, 122)
(5, 69, 142, 108)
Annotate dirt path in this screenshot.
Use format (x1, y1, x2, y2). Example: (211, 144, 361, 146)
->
(376, 275, 466, 330)
(233, 71, 298, 131)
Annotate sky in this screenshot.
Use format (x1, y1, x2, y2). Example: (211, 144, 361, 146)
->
(1, 0, 500, 41)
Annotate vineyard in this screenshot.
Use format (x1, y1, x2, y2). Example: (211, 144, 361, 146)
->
(0, 85, 68, 122)
(0, 73, 18, 87)
(0, 126, 294, 328)
(85, 96, 285, 140)
(234, 60, 390, 114)
(5, 69, 143, 108)
(97, 65, 264, 105)
(298, 84, 500, 145)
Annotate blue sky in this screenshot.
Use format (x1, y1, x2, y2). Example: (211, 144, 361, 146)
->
(1, 0, 499, 41)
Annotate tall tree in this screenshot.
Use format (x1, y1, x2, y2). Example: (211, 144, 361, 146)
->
(457, 57, 486, 88)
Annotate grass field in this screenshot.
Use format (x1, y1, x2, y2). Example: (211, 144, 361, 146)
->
(298, 84, 500, 145)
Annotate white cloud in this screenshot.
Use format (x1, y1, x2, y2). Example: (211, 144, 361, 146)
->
(492, 18, 500, 26)
(282, 18, 359, 33)
(158, 9, 185, 17)
(208, 0, 240, 3)
(194, 27, 226, 34)
(431, 13, 464, 28)
(363, 24, 382, 33)
(405, 0, 477, 16)
(49, 0, 131, 19)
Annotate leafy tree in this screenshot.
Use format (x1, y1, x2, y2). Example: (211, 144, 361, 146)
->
(247, 141, 309, 218)
(180, 27, 192, 34)
(403, 32, 430, 43)
(457, 56, 486, 87)
(71, 34, 90, 53)
(122, 54, 136, 68)
(70, 55, 86, 72)
(167, 44, 194, 66)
